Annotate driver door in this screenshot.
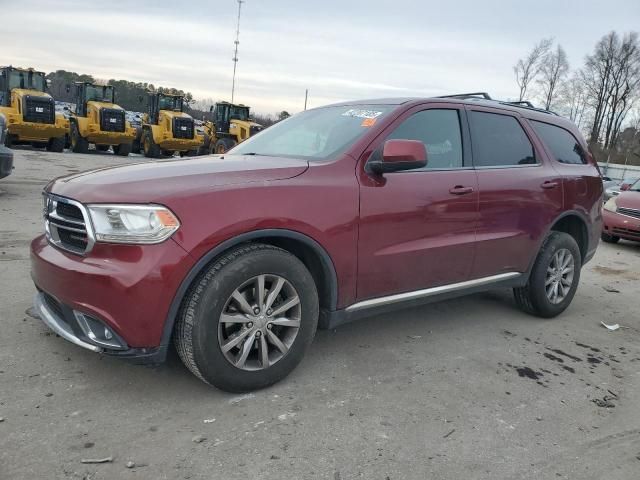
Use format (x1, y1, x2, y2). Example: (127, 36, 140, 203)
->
(356, 105, 479, 301)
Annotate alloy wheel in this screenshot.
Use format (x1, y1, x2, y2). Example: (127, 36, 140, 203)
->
(218, 274, 301, 371)
(545, 248, 575, 304)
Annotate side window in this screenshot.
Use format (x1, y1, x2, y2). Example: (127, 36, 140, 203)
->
(469, 111, 536, 167)
(386, 109, 463, 169)
(530, 120, 586, 165)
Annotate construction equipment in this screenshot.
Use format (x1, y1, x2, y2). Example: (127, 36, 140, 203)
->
(140, 92, 203, 158)
(68, 82, 136, 156)
(200, 101, 263, 155)
(0, 66, 69, 151)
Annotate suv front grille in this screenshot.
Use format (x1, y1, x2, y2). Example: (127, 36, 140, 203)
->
(100, 108, 125, 133)
(43, 194, 94, 255)
(173, 117, 194, 139)
(23, 96, 55, 124)
(617, 207, 640, 220)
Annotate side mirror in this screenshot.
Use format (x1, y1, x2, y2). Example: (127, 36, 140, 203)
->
(369, 140, 427, 174)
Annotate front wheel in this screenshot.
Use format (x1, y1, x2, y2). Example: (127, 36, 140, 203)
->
(70, 123, 89, 153)
(513, 232, 582, 318)
(46, 136, 65, 153)
(113, 143, 131, 156)
(214, 137, 236, 154)
(174, 243, 319, 392)
(142, 130, 161, 158)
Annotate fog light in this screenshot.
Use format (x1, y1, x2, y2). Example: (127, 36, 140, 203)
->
(73, 311, 126, 350)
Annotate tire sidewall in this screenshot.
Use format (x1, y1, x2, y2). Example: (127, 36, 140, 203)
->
(529, 232, 582, 317)
(190, 248, 319, 391)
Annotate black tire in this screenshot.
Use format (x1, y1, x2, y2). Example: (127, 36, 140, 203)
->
(142, 129, 161, 158)
(214, 137, 236, 154)
(114, 143, 131, 157)
(174, 243, 319, 392)
(601, 232, 620, 244)
(4, 133, 14, 148)
(161, 149, 175, 157)
(46, 136, 65, 152)
(96, 145, 110, 152)
(513, 232, 582, 318)
(70, 123, 89, 153)
(131, 138, 141, 154)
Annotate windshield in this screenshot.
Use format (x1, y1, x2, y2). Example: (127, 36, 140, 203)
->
(229, 105, 393, 160)
(159, 95, 183, 111)
(230, 105, 249, 121)
(7, 70, 45, 91)
(86, 85, 114, 103)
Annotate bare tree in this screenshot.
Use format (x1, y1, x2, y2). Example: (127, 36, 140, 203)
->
(583, 31, 640, 147)
(514, 38, 553, 101)
(537, 44, 570, 110)
(557, 73, 589, 127)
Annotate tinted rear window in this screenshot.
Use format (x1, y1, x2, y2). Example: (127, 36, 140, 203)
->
(469, 111, 536, 167)
(530, 120, 586, 165)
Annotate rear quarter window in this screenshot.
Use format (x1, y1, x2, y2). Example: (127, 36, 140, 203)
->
(530, 120, 586, 165)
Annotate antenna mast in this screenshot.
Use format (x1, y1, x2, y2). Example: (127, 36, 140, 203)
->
(231, 0, 244, 104)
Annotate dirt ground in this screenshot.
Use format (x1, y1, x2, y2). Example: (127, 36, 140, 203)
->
(1, 148, 639, 480)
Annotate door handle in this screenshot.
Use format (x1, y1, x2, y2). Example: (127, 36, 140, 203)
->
(541, 181, 559, 189)
(449, 186, 474, 195)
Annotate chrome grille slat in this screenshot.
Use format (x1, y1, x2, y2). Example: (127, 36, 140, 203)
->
(617, 207, 640, 220)
(43, 193, 95, 255)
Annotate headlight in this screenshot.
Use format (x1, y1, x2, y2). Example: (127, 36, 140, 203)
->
(603, 197, 618, 213)
(87, 204, 180, 244)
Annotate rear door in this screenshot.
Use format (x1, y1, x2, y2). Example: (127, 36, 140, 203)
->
(466, 106, 564, 278)
(356, 104, 479, 301)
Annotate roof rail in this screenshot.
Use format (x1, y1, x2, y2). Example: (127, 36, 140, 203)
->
(438, 92, 492, 100)
(504, 100, 535, 108)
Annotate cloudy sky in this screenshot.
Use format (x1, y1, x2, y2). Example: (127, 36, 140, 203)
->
(3, 0, 639, 114)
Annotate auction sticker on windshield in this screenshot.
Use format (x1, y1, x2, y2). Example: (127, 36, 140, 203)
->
(342, 109, 383, 119)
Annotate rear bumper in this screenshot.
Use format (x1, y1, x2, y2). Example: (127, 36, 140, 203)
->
(603, 209, 640, 242)
(30, 235, 193, 361)
(0, 145, 13, 179)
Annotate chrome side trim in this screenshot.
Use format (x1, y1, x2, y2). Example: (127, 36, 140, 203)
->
(34, 293, 102, 353)
(346, 272, 522, 312)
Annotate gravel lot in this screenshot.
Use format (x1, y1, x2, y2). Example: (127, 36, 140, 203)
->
(1, 148, 639, 480)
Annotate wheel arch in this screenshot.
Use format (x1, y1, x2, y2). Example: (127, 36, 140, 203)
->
(160, 229, 339, 350)
(548, 211, 589, 262)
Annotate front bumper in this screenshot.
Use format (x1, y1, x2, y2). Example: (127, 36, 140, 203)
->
(30, 235, 193, 362)
(603, 209, 640, 242)
(8, 120, 67, 142)
(0, 145, 13, 179)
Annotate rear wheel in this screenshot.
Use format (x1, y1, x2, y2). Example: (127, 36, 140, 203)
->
(142, 129, 161, 158)
(113, 143, 131, 157)
(46, 136, 65, 152)
(70, 123, 89, 153)
(174, 243, 319, 392)
(513, 232, 581, 318)
(601, 231, 620, 244)
(214, 137, 236, 154)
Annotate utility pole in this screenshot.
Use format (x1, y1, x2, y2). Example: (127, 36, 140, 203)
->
(231, 0, 244, 104)
(304, 89, 308, 111)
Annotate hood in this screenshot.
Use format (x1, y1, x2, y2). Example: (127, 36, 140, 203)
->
(47, 155, 309, 204)
(616, 191, 640, 210)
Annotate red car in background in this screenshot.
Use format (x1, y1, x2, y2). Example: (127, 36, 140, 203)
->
(602, 178, 640, 243)
(31, 93, 602, 391)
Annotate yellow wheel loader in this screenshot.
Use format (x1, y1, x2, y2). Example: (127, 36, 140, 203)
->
(68, 82, 136, 156)
(200, 102, 264, 155)
(0, 66, 69, 151)
(140, 92, 203, 158)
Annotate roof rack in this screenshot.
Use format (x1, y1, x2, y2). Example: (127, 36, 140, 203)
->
(438, 92, 558, 116)
(438, 92, 492, 100)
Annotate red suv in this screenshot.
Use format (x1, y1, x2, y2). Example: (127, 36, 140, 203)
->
(31, 93, 603, 391)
